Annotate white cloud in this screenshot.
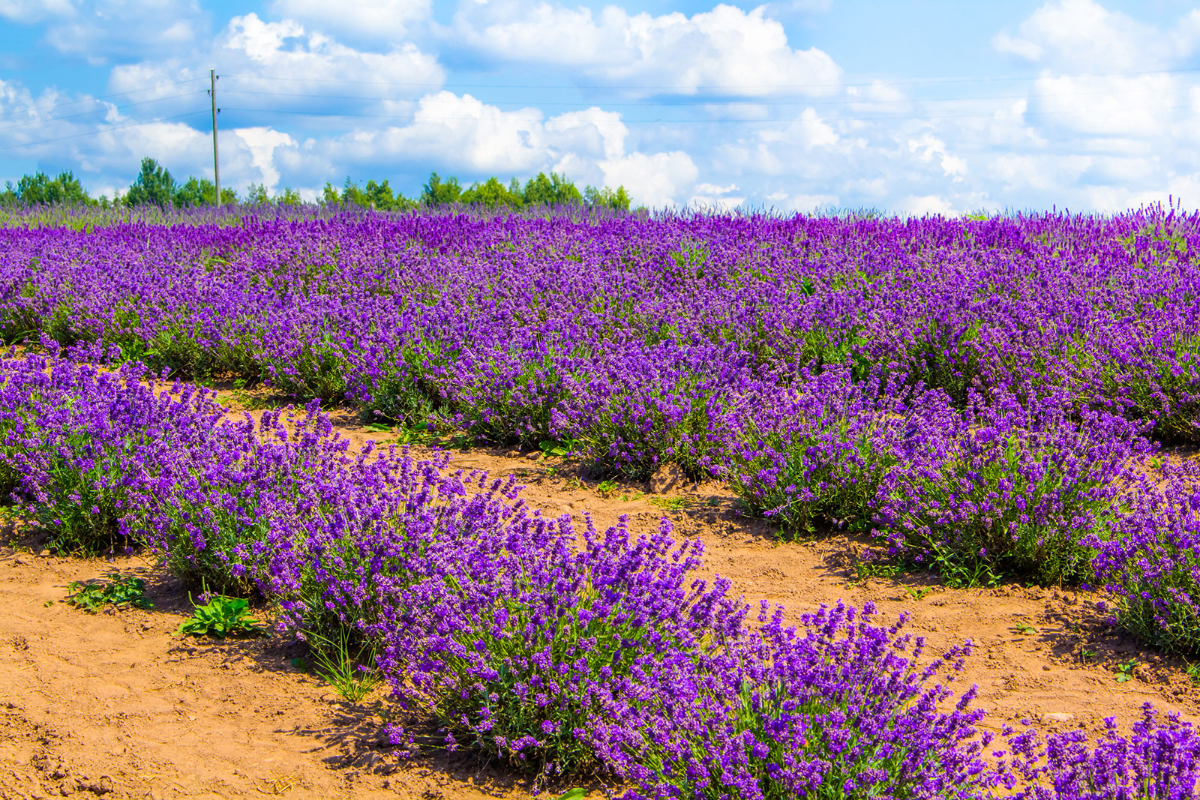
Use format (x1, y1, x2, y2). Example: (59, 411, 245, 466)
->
(268, 0, 431, 41)
(545, 108, 627, 160)
(760, 108, 837, 149)
(993, 0, 1200, 71)
(21, 0, 207, 62)
(765, 191, 838, 212)
(901, 194, 955, 216)
(0, 0, 72, 23)
(600, 151, 698, 207)
(1030, 73, 1176, 137)
(992, 0, 1160, 70)
(908, 133, 967, 180)
(108, 13, 445, 114)
(234, 127, 297, 188)
(453, 2, 841, 97)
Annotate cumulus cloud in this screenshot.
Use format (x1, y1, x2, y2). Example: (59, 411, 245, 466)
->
(108, 13, 445, 118)
(268, 0, 431, 42)
(290, 91, 696, 205)
(600, 151, 698, 207)
(452, 2, 842, 97)
(0, 0, 72, 23)
(908, 133, 967, 180)
(10, 0, 207, 62)
(993, 0, 1200, 70)
(234, 127, 297, 188)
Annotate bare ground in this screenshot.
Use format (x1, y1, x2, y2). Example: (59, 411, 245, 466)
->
(2, 398, 1198, 799)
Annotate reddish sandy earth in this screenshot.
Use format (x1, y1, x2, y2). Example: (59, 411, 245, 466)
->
(1, 395, 1198, 799)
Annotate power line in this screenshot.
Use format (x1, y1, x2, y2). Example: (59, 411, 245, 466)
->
(214, 99, 1194, 126)
(0, 91, 205, 134)
(223, 64, 1200, 92)
(8, 78, 207, 117)
(0, 111, 208, 153)
(218, 85, 1179, 109)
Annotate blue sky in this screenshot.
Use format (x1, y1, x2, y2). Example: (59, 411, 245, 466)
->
(2, 0, 1200, 212)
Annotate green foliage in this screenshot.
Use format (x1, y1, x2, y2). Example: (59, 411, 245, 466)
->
(7, 171, 93, 206)
(276, 187, 303, 206)
(523, 171, 582, 207)
(649, 496, 688, 512)
(461, 176, 523, 209)
(341, 178, 416, 211)
(303, 624, 382, 702)
(584, 185, 631, 212)
(125, 157, 176, 207)
(245, 182, 271, 205)
(173, 177, 217, 207)
(1114, 658, 1138, 683)
(421, 172, 463, 206)
(65, 572, 152, 612)
(176, 592, 266, 639)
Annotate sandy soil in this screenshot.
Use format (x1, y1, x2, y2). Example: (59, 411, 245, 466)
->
(2, 395, 1198, 799)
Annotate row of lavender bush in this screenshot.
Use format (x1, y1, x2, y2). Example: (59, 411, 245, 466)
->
(5, 209, 1200, 643)
(2, 209, 1200, 642)
(3, 349, 1199, 798)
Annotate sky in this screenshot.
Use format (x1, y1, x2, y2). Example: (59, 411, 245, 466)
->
(2, 0, 1200, 212)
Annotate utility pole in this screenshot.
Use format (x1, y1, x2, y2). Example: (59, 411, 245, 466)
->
(209, 69, 220, 208)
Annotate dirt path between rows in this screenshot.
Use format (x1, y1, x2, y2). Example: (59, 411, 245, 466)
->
(2, 399, 1199, 799)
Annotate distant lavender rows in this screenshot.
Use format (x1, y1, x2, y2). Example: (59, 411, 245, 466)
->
(5, 351, 1199, 799)
(3, 208, 1200, 642)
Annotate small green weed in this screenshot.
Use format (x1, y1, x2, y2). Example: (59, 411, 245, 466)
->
(66, 572, 152, 612)
(304, 625, 382, 703)
(929, 544, 1002, 588)
(1012, 622, 1037, 636)
(904, 586, 933, 601)
(852, 561, 900, 582)
(1115, 659, 1139, 683)
(177, 592, 265, 639)
(554, 791, 587, 800)
(649, 496, 688, 512)
(1080, 648, 1096, 665)
(596, 479, 619, 496)
(539, 439, 579, 458)
(1187, 662, 1200, 684)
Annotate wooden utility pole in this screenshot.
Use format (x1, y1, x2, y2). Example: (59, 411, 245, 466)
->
(209, 69, 220, 208)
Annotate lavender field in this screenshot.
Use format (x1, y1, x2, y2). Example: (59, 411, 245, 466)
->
(5, 206, 1200, 797)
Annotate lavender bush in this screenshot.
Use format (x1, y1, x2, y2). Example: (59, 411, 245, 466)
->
(721, 368, 941, 536)
(1005, 705, 1200, 799)
(378, 512, 740, 781)
(605, 601, 997, 799)
(1090, 460, 1200, 655)
(874, 392, 1147, 586)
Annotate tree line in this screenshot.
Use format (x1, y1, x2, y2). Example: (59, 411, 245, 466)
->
(1, 157, 633, 211)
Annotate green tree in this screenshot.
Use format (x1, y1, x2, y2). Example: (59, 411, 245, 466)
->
(276, 187, 303, 206)
(173, 176, 216, 207)
(125, 158, 176, 207)
(321, 182, 341, 206)
(244, 183, 271, 205)
(584, 185, 631, 212)
(341, 177, 369, 208)
(522, 172, 582, 207)
(460, 176, 523, 209)
(14, 171, 91, 205)
(421, 172, 462, 206)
